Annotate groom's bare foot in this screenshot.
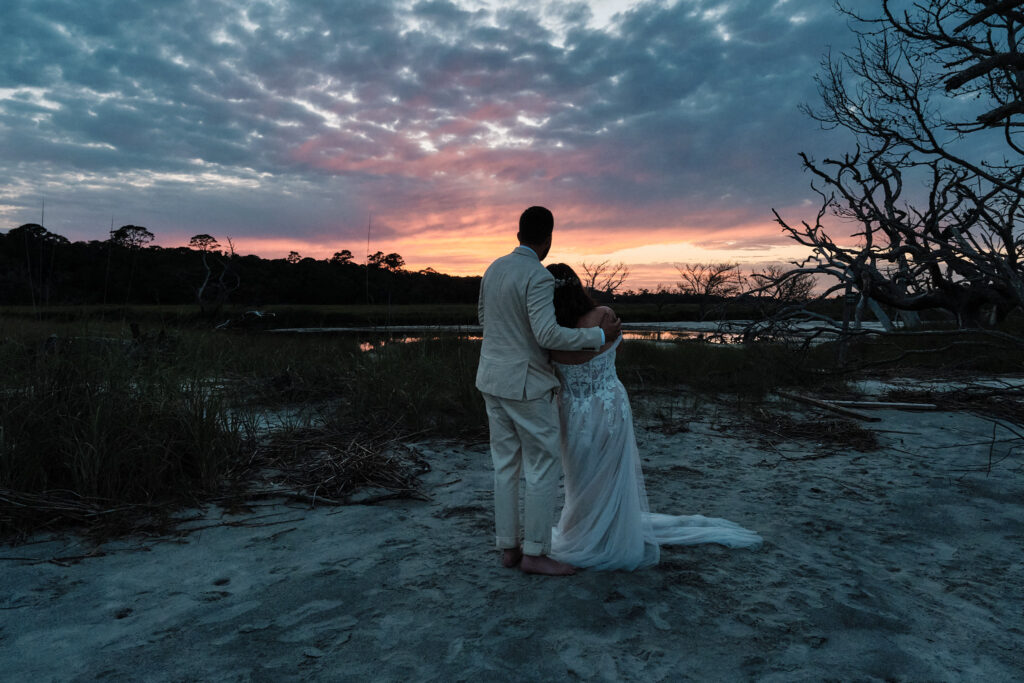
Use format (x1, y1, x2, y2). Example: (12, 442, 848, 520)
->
(520, 554, 576, 576)
(501, 547, 523, 568)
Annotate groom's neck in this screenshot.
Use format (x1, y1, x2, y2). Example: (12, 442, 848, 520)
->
(519, 241, 549, 260)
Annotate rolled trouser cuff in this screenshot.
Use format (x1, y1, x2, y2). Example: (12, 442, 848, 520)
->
(495, 535, 519, 550)
(521, 540, 548, 556)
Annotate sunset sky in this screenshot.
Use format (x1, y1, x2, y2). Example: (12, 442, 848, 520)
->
(0, 0, 861, 290)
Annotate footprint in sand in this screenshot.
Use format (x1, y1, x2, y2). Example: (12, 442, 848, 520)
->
(313, 567, 341, 578)
(199, 591, 231, 602)
(238, 620, 273, 634)
(603, 590, 645, 619)
(646, 603, 672, 631)
(433, 504, 488, 519)
(567, 585, 595, 601)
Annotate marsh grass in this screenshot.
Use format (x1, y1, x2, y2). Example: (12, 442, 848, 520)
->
(0, 338, 249, 539)
(187, 331, 362, 405)
(835, 331, 1024, 375)
(329, 337, 487, 437)
(0, 316, 340, 538)
(2, 352, 238, 491)
(617, 338, 836, 396)
(4, 306, 1017, 541)
(0, 303, 482, 329)
(0, 317, 487, 539)
(0, 304, 205, 329)
(247, 304, 479, 328)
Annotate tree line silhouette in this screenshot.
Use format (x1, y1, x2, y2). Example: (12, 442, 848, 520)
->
(0, 223, 481, 309)
(2, 223, 801, 321)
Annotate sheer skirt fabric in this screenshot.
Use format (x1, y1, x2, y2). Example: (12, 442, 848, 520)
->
(550, 337, 762, 571)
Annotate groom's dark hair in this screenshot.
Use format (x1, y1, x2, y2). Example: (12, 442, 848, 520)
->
(518, 206, 554, 244)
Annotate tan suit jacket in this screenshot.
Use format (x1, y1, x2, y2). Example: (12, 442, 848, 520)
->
(476, 246, 603, 400)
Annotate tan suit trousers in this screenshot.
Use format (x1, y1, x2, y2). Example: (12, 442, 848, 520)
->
(482, 390, 562, 556)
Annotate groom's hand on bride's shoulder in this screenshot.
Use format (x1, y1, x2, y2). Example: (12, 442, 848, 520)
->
(598, 308, 622, 341)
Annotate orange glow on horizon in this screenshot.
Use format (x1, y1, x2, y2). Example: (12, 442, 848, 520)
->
(200, 203, 817, 293)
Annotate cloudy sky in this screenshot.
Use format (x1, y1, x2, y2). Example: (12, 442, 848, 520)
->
(0, 0, 858, 288)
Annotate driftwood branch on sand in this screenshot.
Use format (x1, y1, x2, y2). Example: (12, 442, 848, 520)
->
(777, 392, 943, 421)
(777, 392, 881, 422)
(827, 400, 938, 410)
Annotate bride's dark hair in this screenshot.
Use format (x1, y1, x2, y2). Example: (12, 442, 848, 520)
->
(547, 263, 596, 327)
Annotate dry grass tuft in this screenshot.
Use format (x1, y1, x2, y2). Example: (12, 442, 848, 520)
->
(247, 424, 431, 505)
(0, 425, 432, 543)
(744, 408, 882, 453)
(0, 488, 203, 545)
(884, 383, 1024, 429)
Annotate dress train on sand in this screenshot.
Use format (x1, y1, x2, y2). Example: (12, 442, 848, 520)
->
(550, 337, 762, 571)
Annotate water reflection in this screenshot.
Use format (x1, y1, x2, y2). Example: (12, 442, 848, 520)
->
(357, 335, 480, 352)
(270, 321, 865, 349)
(622, 330, 742, 344)
(354, 329, 740, 352)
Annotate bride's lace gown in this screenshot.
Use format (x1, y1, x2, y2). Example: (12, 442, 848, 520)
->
(550, 336, 763, 571)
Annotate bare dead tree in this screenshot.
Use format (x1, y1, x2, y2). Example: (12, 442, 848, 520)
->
(746, 264, 815, 315)
(580, 261, 631, 298)
(580, 261, 602, 292)
(735, 263, 835, 344)
(675, 262, 742, 321)
(192, 233, 239, 315)
(770, 0, 1024, 332)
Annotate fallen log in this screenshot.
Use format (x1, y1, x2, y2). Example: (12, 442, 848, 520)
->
(776, 391, 881, 422)
(828, 400, 938, 410)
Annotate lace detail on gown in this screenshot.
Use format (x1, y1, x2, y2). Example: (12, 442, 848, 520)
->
(554, 340, 631, 433)
(550, 336, 762, 571)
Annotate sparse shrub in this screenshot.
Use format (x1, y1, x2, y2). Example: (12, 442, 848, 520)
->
(330, 337, 487, 437)
(0, 360, 245, 539)
(0, 324, 260, 536)
(618, 338, 833, 397)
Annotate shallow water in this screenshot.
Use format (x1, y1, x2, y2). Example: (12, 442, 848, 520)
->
(265, 320, 883, 348)
(266, 322, 756, 347)
(350, 330, 742, 351)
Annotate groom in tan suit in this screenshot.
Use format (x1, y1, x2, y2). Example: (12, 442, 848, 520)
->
(476, 206, 621, 576)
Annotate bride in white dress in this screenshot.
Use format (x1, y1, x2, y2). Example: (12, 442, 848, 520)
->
(545, 264, 762, 571)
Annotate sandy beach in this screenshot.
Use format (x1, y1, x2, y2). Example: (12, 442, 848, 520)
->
(3, 394, 1022, 681)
